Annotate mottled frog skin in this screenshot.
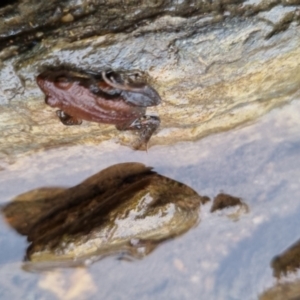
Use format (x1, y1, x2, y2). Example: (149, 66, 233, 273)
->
(3, 163, 204, 271)
(36, 69, 161, 149)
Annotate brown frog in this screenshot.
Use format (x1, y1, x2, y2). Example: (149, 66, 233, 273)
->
(36, 69, 161, 149)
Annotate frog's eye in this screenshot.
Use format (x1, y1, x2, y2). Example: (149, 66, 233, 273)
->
(54, 76, 72, 89)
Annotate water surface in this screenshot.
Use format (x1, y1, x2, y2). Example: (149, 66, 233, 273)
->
(0, 100, 300, 299)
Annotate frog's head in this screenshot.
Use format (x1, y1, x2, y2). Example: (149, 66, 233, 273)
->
(102, 71, 161, 107)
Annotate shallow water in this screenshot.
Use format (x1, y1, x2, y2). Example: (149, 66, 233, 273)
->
(1, 100, 300, 299)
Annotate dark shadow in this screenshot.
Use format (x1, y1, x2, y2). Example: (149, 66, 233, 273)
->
(0, 0, 19, 9)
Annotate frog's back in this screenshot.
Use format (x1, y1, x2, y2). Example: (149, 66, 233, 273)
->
(58, 83, 146, 125)
(37, 71, 146, 125)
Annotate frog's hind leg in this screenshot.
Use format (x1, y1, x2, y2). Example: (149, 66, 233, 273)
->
(56, 110, 82, 126)
(116, 115, 160, 150)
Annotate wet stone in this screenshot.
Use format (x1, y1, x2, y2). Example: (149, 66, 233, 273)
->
(2, 162, 204, 271)
(260, 279, 300, 300)
(271, 238, 300, 279)
(211, 193, 244, 213)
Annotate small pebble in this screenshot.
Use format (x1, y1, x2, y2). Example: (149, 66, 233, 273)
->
(61, 13, 74, 23)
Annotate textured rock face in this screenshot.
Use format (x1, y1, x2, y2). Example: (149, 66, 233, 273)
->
(1, 0, 300, 162)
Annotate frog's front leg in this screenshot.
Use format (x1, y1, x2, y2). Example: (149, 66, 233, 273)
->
(56, 110, 82, 126)
(116, 115, 160, 150)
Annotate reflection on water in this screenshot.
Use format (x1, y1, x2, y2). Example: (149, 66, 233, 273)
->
(2, 163, 206, 271)
(0, 100, 300, 299)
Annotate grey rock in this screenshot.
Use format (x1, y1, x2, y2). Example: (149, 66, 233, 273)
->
(0, 0, 300, 161)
